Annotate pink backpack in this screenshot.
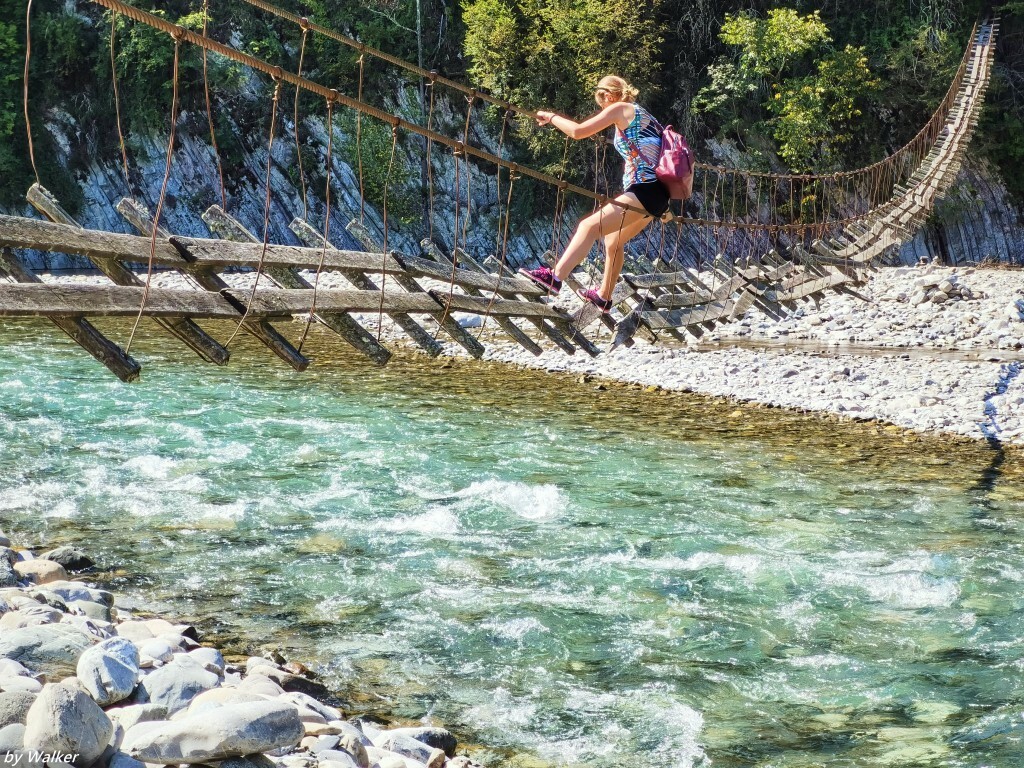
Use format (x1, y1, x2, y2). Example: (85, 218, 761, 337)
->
(656, 125, 694, 201)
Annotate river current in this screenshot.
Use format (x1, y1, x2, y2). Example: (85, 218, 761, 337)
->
(2, 321, 1024, 767)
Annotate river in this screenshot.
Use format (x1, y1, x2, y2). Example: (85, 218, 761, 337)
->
(2, 320, 1023, 767)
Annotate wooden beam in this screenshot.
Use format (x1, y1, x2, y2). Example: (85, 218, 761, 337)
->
(116, 200, 309, 372)
(0, 283, 463, 318)
(419, 240, 543, 356)
(424, 240, 581, 356)
(26, 184, 230, 366)
(344, 222, 485, 359)
(0, 248, 141, 382)
(173, 236, 408, 274)
(202, 206, 391, 366)
(292, 219, 444, 357)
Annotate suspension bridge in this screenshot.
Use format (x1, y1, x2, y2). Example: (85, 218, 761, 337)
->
(0, 0, 999, 381)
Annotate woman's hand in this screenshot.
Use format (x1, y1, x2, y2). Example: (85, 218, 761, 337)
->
(535, 110, 554, 127)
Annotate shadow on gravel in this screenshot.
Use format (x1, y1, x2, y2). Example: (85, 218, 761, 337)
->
(974, 362, 1022, 496)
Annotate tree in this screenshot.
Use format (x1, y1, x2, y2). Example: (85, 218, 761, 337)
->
(694, 9, 878, 171)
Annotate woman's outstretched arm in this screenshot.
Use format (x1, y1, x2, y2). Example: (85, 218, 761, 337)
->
(536, 102, 633, 140)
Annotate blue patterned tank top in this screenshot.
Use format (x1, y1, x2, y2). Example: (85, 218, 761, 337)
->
(613, 104, 662, 189)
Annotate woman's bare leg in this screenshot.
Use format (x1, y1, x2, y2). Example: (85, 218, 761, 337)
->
(598, 214, 653, 299)
(553, 193, 649, 282)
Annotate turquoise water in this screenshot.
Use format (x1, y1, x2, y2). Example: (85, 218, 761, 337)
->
(3, 321, 1024, 767)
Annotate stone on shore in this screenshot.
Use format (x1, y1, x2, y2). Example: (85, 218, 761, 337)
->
(124, 700, 303, 763)
(0, 532, 10, 548)
(13, 560, 68, 586)
(382, 726, 458, 757)
(77, 637, 141, 706)
(22, 681, 114, 768)
(0, 624, 94, 678)
(106, 703, 167, 733)
(0, 690, 36, 728)
(137, 656, 220, 714)
(371, 732, 445, 768)
(39, 546, 94, 573)
(0, 557, 17, 589)
(0, 605, 63, 630)
(0, 722, 26, 752)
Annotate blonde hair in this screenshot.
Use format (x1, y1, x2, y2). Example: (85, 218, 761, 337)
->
(597, 76, 640, 102)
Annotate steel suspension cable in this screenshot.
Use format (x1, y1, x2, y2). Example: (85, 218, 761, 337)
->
(292, 23, 310, 220)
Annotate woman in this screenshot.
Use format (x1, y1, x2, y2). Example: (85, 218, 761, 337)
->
(519, 75, 668, 313)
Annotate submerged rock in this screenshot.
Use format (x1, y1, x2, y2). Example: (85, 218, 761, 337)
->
(39, 547, 95, 573)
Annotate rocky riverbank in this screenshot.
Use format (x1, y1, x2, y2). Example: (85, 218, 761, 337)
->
(0, 532, 480, 768)
(28, 263, 1024, 445)
(478, 264, 1024, 446)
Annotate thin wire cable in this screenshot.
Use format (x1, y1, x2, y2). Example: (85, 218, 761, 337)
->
(425, 75, 437, 243)
(375, 122, 400, 341)
(458, 94, 476, 252)
(225, 79, 282, 347)
(475, 166, 519, 339)
(292, 25, 310, 220)
(298, 94, 334, 353)
(23, 0, 39, 186)
(125, 37, 182, 355)
(109, 12, 130, 187)
(356, 54, 365, 224)
(201, 0, 227, 209)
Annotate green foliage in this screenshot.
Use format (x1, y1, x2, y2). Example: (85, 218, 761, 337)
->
(695, 9, 877, 171)
(338, 112, 419, 225)
(462, 0, 663, 180)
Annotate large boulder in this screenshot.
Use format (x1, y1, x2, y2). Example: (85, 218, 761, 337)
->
(124, 701, 303, 763)
(77, 637, 140, 706)
(0, 690, 36, 728)
(39, 547, 95, 573)
(13, 561, 67, 586)
(0, 625, 94, 679)
(137, 656, 219, 714)
(22, 681, 114, 768)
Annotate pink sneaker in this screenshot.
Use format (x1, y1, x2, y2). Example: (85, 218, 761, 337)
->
(576, 288, 613, 313)
(518, 266, 562, 295)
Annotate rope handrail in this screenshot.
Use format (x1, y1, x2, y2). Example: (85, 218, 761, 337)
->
(236, 0, 980, 184)
(84, 0, 993, 234)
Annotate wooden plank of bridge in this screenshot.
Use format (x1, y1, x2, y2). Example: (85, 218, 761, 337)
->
(344, 221, 485, 359)
(290, 220, 443, 358)
(439, 243, 598, 357)
(115, 199, 310, 372)
(0, 248, 141, 382)
(540, 251, 626, 339)
(448, 246, 598, 360)
(0, 283, 457, 318)
(419, 242, 543, 356)
(202, 206, 391, 366)
(26, 184, 230, 366)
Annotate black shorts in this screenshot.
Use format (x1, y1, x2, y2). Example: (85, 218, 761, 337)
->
(627, 180, 670, 217)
